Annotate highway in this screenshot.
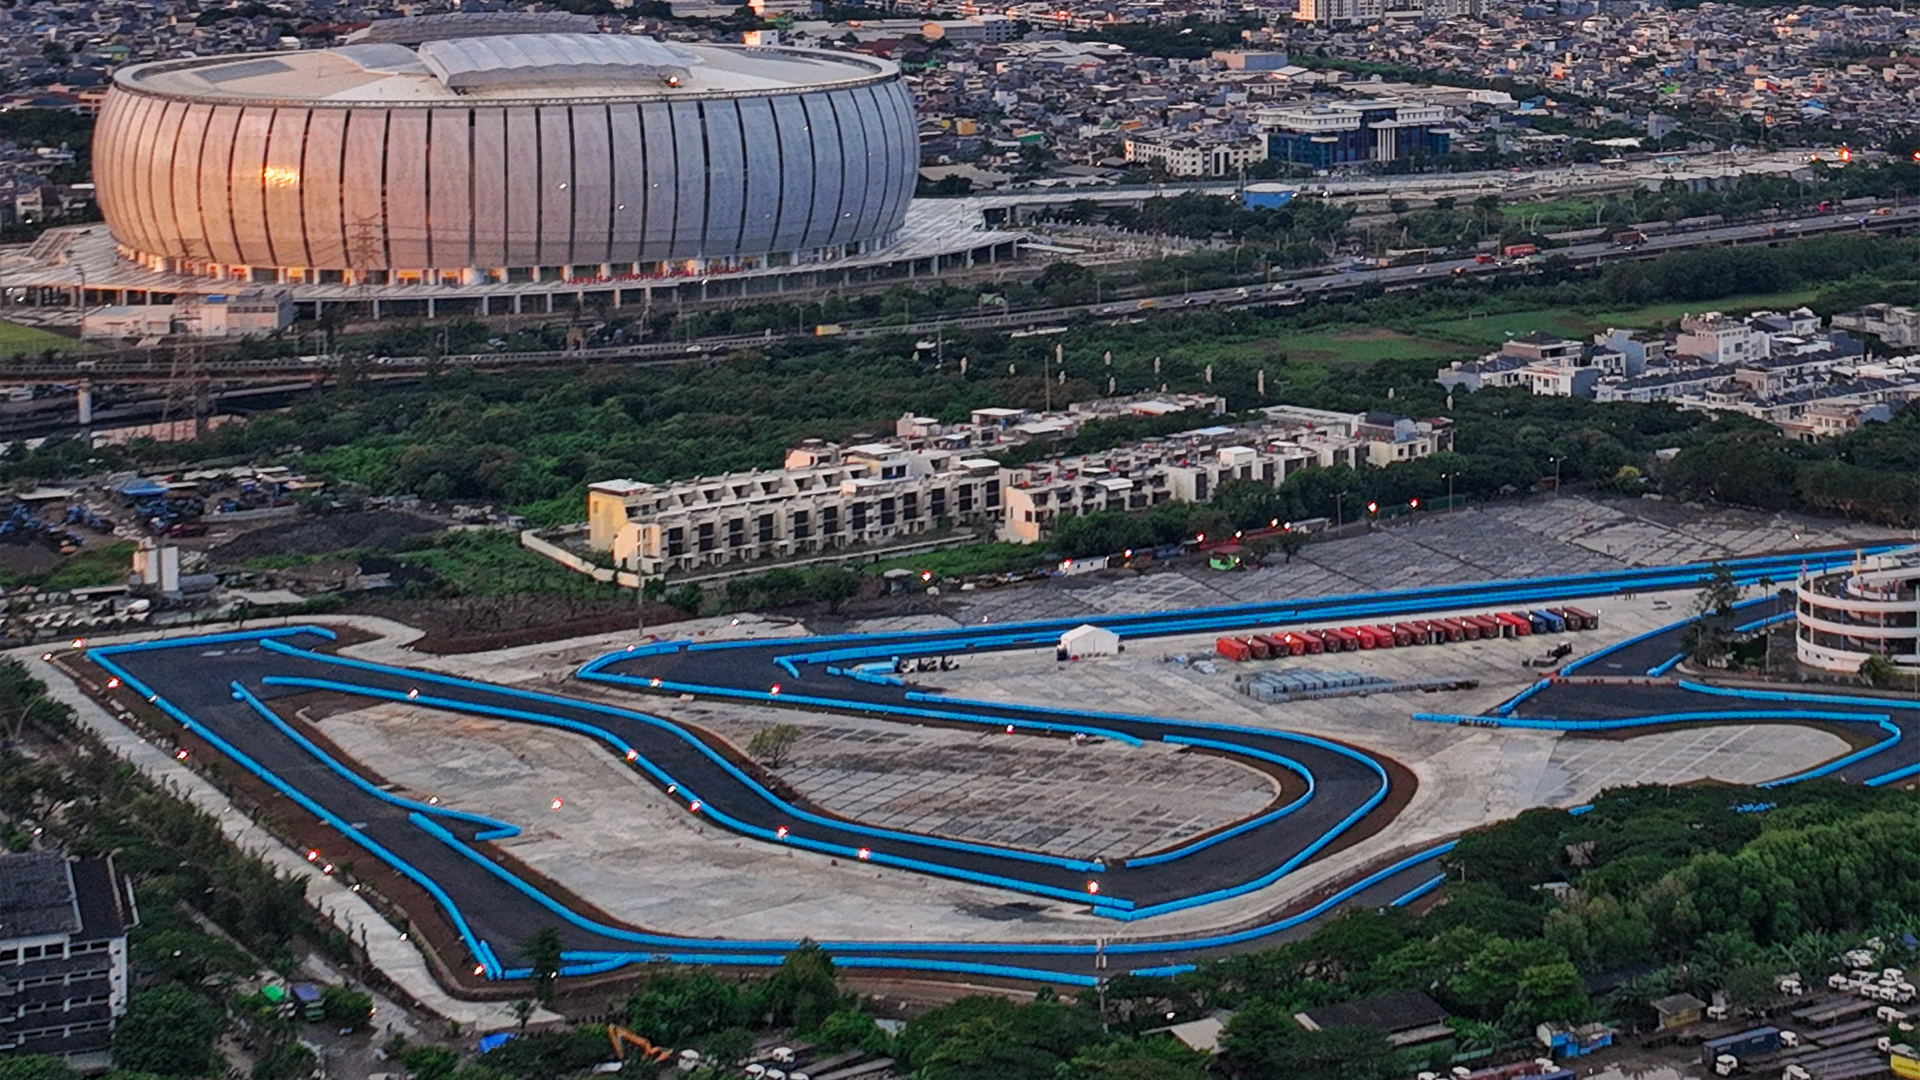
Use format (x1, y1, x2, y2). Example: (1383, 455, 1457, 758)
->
(73, 545, 1920, 989)
(11, 201, 1917, 387)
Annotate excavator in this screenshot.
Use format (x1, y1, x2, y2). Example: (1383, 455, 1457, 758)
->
(606, 1026, 673, 1067)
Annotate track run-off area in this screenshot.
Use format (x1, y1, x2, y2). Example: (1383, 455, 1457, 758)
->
(72, 545, 1920, 988)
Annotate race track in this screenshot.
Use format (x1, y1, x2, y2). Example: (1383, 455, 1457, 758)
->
(78, 545, 1917, 986)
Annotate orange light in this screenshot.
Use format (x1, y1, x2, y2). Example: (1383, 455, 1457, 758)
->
(71, 638, 85, 650)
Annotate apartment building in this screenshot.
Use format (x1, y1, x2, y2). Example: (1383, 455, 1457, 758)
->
(588, 445, 1006, 578)
(587, 401, 1450, 572)
(0, 851, 137, 1058)
(1123, 130, 1269, 178)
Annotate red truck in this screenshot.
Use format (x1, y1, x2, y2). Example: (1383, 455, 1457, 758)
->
(1502, 243, 1538, 259)
(1474, 253, 1496, 264)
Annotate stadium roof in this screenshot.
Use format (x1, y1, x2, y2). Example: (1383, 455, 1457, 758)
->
(418, 34, 700, 91)
(119, 35, 894, 104)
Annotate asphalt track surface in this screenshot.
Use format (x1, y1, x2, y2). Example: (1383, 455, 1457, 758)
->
(81, 544, 1919, 986)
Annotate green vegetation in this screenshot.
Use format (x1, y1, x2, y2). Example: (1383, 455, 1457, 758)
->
(0, 319, 88, 355)
(0, 540, 137, 590)
(392, 530, 617, 599)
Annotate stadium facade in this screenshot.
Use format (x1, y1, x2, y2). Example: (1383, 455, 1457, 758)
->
(92, 23, 920, 289)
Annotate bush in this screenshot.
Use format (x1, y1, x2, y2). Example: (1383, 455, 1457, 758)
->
(400, 1046, 460, 1080)
(320, 984, 373, 1031)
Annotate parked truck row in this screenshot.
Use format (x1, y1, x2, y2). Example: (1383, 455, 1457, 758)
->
(1213, 607, 1597, 663)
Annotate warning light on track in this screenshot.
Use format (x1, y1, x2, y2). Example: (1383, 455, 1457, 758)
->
(776, 825, 789, 840)
(71, 638, 84, 650)
(550, 798, 564, 810)
(174, 748, 189, 761)
(689, 800, 702, 813)
(106, 677, 120, 689)
(650, 677, 663, 688)
(307, 850, 320, 862)
(857, 847, 872, 861)
(770, 684, 781, 695)
(625, 749, 639, 762)
(474, 964, 487, 976)
(407, 688, 419, 700)
(1005, 724, 1016, 734)
(1087, 881, 1100, 895)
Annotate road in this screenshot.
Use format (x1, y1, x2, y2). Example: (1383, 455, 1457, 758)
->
(74, 545, 1920, 990)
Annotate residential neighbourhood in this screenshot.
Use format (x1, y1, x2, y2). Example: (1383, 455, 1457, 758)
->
(1438, 305, 1920, 439)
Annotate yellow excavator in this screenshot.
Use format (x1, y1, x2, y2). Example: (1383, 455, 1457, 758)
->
(607, 1026, 672, 1065)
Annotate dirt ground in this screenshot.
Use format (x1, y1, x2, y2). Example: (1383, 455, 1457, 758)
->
(209, 510, 444, 562)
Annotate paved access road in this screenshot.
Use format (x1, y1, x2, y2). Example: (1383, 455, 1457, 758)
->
(82, 545, 1911, 985)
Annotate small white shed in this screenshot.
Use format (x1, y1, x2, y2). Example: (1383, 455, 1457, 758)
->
(1059, 623, 1121, 659)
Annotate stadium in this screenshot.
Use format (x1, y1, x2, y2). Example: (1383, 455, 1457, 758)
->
(92, 19, 920, 288)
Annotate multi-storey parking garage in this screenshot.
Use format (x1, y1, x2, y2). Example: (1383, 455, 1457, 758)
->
(1796, 555, 1920, 672)
(91, 21, 919, 289)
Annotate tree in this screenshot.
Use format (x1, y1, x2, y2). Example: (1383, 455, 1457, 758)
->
(624, 970, 750, 1046)
(1220, 1003, 1395, 1080)
(401, 1046, 460, 1080)
(321, 984, 373, 1031)
(520, 927, 564, 1005)
(1684, 563, 1741, 665)
(808, 564, 862, 613)
(760, 940, 841, 1033)
(112, 984, 221, 1077)
(747, 724, 803, 769)
(510, 998, 536, 1032)
(1274, 529, 1310, 563)
(251, 1042, 316, 1080)
(1058, 1037, 1211, 1080)
(0, 1057, 80, 1080)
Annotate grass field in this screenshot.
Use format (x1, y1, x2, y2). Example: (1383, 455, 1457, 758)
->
(1499, 199, 1599, 231)
(0, 320, 86, 356)
(1591, 288, 1828, 327)
(1419, 309, 1602, 350)
(1268, 328, 1473, 365)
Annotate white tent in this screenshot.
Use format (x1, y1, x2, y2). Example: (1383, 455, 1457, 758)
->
(1059, 623, 1121, 659)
